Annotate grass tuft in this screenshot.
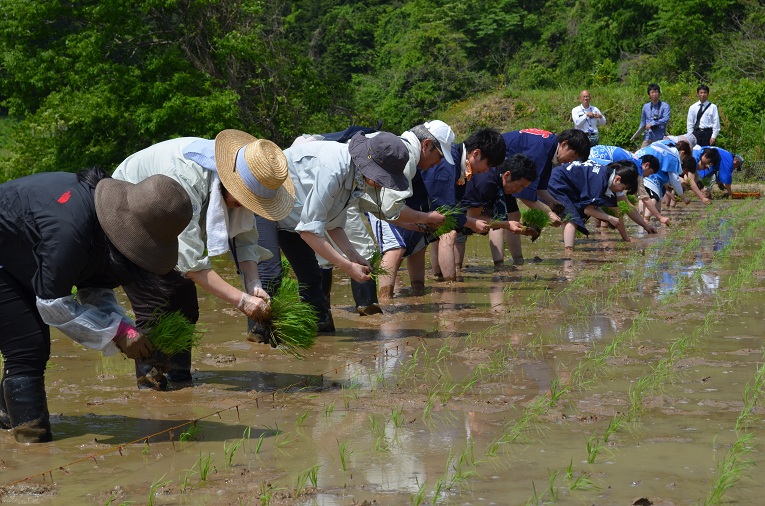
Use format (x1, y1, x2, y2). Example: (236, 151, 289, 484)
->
(433, 204, 463, 237)
(268, 278, 318, 358)
(147, 311, 204, 355)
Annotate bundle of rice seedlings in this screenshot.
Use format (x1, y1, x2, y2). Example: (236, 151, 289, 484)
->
(433, 204, 463, 237)
(617, 200, 633, 215)
(520, 208, 552, 241)
(368, 249, 389, 280)
(147, 311, 204, 356)
(627, 194, 638, 205)
(268, 278, 318, 359)
(281, 256, 292, 278)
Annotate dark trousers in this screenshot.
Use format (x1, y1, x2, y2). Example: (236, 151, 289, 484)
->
(0, 267, 50, 378)
(694, 128, 713, 146)
(123, 271, 198, 382)
(256, 217, 331, 320)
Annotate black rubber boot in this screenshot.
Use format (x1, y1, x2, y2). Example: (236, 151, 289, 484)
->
(135, 354, 169, 391)
(3, 376, 53, 443)
(351, 279, 383, 316)
(166, 349, 193, 388)
(0, 378, 11, 430)
(321, 268, 334, 305)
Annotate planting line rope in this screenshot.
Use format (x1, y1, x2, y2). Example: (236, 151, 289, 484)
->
(0, 334, 430, 491)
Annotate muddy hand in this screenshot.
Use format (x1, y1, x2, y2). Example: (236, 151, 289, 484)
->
(113, 327, 153, 359)
(238, 293, 271, 321)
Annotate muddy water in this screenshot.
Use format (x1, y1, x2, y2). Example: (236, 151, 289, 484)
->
(3, 199, 765, 505)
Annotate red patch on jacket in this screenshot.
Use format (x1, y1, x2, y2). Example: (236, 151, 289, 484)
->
(57, 191, 71, 204)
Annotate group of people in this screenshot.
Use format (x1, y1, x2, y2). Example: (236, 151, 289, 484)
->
(0, 86, 743, 444)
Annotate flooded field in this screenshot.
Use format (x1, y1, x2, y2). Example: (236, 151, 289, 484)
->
(2, 196, 765, 505)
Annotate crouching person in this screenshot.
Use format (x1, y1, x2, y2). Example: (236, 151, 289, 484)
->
(0, 170, 192, 442)
(547, 161, 639, 253)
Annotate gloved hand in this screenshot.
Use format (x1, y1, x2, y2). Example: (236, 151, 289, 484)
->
(113, 324, 154, 359)
(237, 292, 271, 321)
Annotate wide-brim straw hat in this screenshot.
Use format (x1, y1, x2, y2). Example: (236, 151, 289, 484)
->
(215, 129, 295, 221)
(95, 175, 192, 275)
(348, 131, 409, 191)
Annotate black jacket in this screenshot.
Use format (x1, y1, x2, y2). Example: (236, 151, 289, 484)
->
(0, 172, 114, 299)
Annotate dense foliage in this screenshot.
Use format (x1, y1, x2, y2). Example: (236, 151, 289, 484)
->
(2, 0, 764, 181)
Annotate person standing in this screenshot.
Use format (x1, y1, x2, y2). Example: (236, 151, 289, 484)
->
(639, 83, 671, 147)
(0, 170, 192, 441)
(571, 90, 606, 145)
(686, 85, 720, 146)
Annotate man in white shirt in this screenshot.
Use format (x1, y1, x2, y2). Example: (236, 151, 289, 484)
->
(571, 90, 606, 145)
(686, 84, 720, 146)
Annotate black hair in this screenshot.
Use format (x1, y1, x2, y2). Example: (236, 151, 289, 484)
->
(500, 154, 538, 183)
(697, 84, 710, 93)
(647, 83, 661, 94)
(556, 129, 591, 160)
(682, 157, 697, 174)
(77, 167, 174, 296)
(463, 128, 506, 167)
(701, 147, 720, 167)
(640, 154, 660, 174)
(607, 161, 638, 195)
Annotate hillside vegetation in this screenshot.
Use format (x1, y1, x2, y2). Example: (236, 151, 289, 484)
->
(1, 0, 764, 182)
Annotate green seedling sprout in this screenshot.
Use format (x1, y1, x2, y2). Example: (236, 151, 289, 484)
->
(368, 249, 389, 280)
(433, 204, 463, 237)
(520, 208, 552, 241)
(146, 311, 204, 356)
(267, 278, 318, 358)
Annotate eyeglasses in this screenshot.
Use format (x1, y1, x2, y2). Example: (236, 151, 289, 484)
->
(430, 139, 443, 156)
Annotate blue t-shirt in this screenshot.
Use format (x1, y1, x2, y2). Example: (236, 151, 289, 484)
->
(695, 146, 734, 185)
(634, 142, 680, 188)
(589, 145, 641, 175)
(502, 129, 558, 202)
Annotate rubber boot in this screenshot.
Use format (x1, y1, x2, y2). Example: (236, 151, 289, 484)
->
(3, 376, 53, 443)
(135, 354, 169, 391)
(321, 268, 334, 306)
(166, 349, 193, 388)
(351, 279, 383, 316)
(317, 268, 336, 332)
(0, 378, 10, 430)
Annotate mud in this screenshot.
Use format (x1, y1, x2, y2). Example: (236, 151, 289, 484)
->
(2, 196, 765, 505)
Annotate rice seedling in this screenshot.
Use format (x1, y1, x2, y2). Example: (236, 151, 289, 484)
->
(146, 310, 204, 356)
(433, 204, 463, 237)
(547, 469, 560, 501)
(224, 437, 243, 467)
(520, 208, 552, 241)
(179, 422, 202, 442)
(704, 433, 754, 505)
(603, 414, 624, 443)
(280, 255, 292, 278)
(147, 474, 171, 506)
(390, 406, 404, 428)
(338, 438, 353, 472)
(197, 452, 214, 481)
(410, 480, 428, 506)
(267, 277, 318, 358)
(295, 411, 309, 429)
(368, 249, 389, 280)
(296, 464, 321, 493)
(254, 432, 265, 455)
(585, 433, 603, 464)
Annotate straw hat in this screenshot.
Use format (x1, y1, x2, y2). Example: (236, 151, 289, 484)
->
(95, 175, 192, 275)
(214, 129, 295, 221)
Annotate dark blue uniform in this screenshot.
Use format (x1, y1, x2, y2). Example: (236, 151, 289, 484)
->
(547, 160, 616, 235)
(503, 129, 558, 202)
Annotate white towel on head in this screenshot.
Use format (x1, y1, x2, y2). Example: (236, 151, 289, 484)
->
(206, 174, 255, 257)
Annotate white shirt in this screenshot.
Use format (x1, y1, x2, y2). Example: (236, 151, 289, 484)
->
(686, 101, 720, 139)
(572, 104, 607, 133)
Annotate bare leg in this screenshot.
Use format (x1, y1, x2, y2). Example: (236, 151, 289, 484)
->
(378, 248, 404, 300)
(438, 231, 457, 281)
(563, 222, 577, 250)
(488, 228, 505, 265)
(454, 238, 466, 281)
(507, 210, 523, 264)
(407, 248, 427, 295)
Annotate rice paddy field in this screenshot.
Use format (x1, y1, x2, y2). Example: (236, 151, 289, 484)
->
(2, 193, 765, 505)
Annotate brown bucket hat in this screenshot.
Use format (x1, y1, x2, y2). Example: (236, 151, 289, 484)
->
(214, 129, 296, 221)
(348, 131, 409, 191)
(95, 174, 193, 275)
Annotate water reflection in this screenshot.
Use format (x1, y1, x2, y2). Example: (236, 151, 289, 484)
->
(562, 314, 618, 343)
